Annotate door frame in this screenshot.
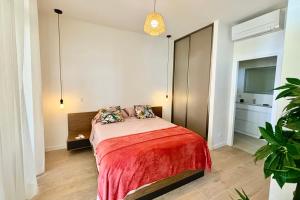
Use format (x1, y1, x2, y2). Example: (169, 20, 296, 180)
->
(227, 52, 283, 146)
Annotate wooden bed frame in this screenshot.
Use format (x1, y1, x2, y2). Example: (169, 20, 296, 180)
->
(68, 106, 163, 134)
(67, 106, 204, 199)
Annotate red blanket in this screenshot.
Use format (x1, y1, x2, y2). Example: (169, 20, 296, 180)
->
(95, 126, 211, 200)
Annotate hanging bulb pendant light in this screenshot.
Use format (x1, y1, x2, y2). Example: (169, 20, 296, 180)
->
(166, 35, 171, 101)
(144, 0, 166, 36)
(54, 9, 64, 109)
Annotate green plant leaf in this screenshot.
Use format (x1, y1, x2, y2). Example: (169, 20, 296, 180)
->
(274, 173, 286, 188)
(286, 143, 300, 160)
(285, 121, 300, 131)
(285, 166, 300, 172)
(274, 125, 287, 144)
(292, 132, 300, 140)
(266, 122, 274, 133)
(283, 154, 296, 169)
(290, 97, 300, 104)
(293, 88, 300, 96)
(234, 188, 250, 200)
(286, 78, 300, 85)
(254, 144, 278, 163)
(259, 126, 279, 145)
(284, 103, 300, 112)
(264, 153, 280, 178)
(275, 84, 295, 90)
(276, 89, 294, 100)
(271, 167, 300, 184)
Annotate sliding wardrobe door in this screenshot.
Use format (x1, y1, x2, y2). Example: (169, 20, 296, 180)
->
(172, 37, 189, 127)
(186, 26, 213, 138)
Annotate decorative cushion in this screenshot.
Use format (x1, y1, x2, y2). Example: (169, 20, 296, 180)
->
(134, 105, 156, 119)
(96, 106, 124, 124)
(125, 107, 135, 117)
(93, 112, 101, 121)
(121, 107, 136, 118)
(121, 109, 130, 118)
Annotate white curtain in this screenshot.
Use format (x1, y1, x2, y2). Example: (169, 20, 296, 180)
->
(0, 0, 41, 199)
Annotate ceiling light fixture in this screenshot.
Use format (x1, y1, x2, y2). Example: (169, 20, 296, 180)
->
(54, 8, 64, 109)
(144, 0, 166, 36)
(166, 35, 171, 101)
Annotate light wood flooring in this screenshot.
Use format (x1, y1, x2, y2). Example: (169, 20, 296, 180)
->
(234, 132, 267, 155)
(33, 146, 269, 200)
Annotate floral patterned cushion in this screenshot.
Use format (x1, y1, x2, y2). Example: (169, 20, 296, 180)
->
(134, 105, 155, 119)
(96, 106, 124, 124)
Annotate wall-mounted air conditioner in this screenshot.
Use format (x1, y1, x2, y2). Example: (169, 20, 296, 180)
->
(232, 9, 284, 41)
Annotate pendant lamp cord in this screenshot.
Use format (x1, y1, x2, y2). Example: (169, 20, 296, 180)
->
(57, 13, 63, 100)
(166, 36, 170, 95)
(153, 0, 156, 12)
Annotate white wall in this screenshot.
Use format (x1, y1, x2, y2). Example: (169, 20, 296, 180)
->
(269, 0, 300, 199)
(207, 20, 233, 149)
(227, 30, 285, 146)
(39, 13, 172, 151)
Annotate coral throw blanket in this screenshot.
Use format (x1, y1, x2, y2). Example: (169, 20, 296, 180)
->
(95, 126, 211, 200)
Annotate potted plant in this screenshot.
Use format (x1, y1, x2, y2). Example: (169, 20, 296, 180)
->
(232, 189, 250, 200)
(236, 78, 300, 200)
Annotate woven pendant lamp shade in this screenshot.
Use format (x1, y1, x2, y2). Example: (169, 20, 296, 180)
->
(144, 12, 166, 36)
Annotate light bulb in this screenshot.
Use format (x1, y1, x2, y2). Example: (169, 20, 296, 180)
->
(150, 19, 159, 28)
(60, 99, 64, 109)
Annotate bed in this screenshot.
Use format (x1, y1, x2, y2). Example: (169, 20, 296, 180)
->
(68, 106, 211, 200)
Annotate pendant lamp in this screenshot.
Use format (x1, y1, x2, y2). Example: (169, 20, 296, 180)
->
(165, 35, 171, 101)
(144, 0, 166, 36)
(54, 9, 64, 109)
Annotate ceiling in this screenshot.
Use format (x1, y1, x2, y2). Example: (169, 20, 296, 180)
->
(38, 0, 288, 39)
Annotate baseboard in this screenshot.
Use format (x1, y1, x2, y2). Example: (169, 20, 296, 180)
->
(45, 144, 66, 152)
(235, 130, 260, 139)
(213, 142, 226, 149)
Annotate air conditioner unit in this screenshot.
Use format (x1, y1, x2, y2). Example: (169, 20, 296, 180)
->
(232, 9, 284, 41)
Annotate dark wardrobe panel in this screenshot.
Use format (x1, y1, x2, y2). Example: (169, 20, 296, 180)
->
(186, 26, 213, 138)
(172, 25, 213, 139)
(172, 37, 189, 127)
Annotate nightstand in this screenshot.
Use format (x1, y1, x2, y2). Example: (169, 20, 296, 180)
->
(67, 131, 91, 151)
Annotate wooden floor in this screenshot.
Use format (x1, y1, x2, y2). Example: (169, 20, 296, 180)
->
(234, 132, 266, 155)
(33, 146, 269, 200)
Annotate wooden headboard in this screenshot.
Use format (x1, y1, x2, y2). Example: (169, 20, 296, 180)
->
(68, 106, 163, 133)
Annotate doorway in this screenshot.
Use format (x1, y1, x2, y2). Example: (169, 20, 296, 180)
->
(229, 56, 278, 154)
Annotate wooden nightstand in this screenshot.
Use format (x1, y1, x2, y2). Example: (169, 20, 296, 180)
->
(67, 111, 97, 151)
(67, 131, 91, 151)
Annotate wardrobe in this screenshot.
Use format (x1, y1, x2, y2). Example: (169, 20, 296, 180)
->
(172, 24, 213, 139)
